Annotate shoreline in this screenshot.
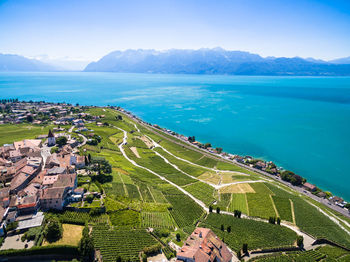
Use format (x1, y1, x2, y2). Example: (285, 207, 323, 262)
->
(114, 106, 350, 218)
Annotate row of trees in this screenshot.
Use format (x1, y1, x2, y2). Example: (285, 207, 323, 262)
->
(281, 170, 305, 186)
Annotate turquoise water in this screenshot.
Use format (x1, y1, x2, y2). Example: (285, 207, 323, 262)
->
(1, 72, 350, 200)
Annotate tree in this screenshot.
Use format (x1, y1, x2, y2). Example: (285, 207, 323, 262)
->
(79, 224, 94, 262)
(236, 249, 242, 260)
(242, 243, 248, 254)
(56, 136, 68, 147)
(209, 206, 213, 213)
(203, 143, 211, 149)
(227, 226, 231, 233)
(116, 256, 122, 262)
(216, 207, 220, 214)
(26, 114, 33, 122)
(44, 217, 62, 243)
(297, 235, 304, 248)
(216, 147, 223, 154)
(176, 233, 181, 242)
(220, 224, 224, 231)
(277, 217, 281, 225)
(116, 115, 123, 121)
(268, 217, 276, 224)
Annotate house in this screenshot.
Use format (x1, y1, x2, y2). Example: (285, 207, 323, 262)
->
(48, 129, 56, 146)
(14, 139, 42, 151)
(40, 187, 68, 210)
(10, 165, 39, 193)
(177, 228, 232, 262)
(254, 161, 266, 170)
(9, 150, 23, 162)
(0, 187, 10, 208)
(47, 166, 67, 175)
(75, 156, 85, 169)
(53, 173, 77, 190)
(303, 182, 317, 192)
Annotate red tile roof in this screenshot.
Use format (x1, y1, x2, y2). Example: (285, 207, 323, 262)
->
(177, 228, 232, 262)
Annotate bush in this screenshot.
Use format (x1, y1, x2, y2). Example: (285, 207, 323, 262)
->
(50, 146, 59, 154)
(216, 207, 220, 214)
(154, 228, 170, 238)
(209, 206, 213, 213)
(6, 221, 18, 231)
(176, 233, 181, 242)
(142, 244, 161, 255)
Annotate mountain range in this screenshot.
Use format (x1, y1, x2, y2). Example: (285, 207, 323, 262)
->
(1, 49, 350, 75)
(84, 48, 350, 76)
(0, 54, 58, 72)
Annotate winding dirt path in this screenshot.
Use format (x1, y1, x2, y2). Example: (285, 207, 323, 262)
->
(116, 126, 317, 250)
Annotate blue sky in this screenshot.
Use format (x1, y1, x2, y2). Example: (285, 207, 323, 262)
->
(0, 0, 349, 61)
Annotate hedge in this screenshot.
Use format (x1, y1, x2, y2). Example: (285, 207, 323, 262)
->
(0, 245, 79, 257)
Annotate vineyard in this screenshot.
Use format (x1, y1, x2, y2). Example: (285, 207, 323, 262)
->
(165, 194, 204, 227)
(141, 212, 175, 229)
(58, 211, 109, 225)
(182, 181, 216, 206)
(92, 224, 158, 261)
(201, 213, 297, 250)
(252, 250, 326, 261)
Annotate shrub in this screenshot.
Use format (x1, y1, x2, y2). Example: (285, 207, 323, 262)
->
(216, 207, 220, 214)
(209, 206, 213, 213)
(176, 233, 181, 242)
(6, 221, 18, 231)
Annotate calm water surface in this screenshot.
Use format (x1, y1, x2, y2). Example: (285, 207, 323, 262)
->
(1, 72, 350, 200)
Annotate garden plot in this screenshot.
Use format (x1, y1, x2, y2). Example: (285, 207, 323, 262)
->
(219, 183, 255, 194)
(130, 146, 140, 158)
(198, 171, 220, 185)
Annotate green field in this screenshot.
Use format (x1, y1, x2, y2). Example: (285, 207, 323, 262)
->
(0, 123, 54, 145)
(229, 193, 249, 214)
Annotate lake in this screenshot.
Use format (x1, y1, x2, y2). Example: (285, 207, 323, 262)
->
(1, 72, 350, 200)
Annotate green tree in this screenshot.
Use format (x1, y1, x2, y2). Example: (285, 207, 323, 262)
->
(242, 243, 248, 254)
(216, 207, 220, 214)
(26, 114, 34, 122)
(44, 217, 62, 243)
(176, 233, 181, 242)
(227, 226, 231, 233)
(209, 206, 213, 213)
(216, 147, 223, 154)
(56, 136, 68, 147)
(277, 217, 281, 225)
(220, 224, 224, 231)
(79, 224, 95, 262)
(297, 235, 304, 248)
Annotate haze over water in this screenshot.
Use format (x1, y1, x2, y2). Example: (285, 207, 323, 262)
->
(1, 72, 350, 200)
